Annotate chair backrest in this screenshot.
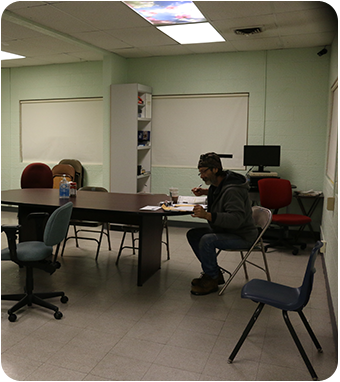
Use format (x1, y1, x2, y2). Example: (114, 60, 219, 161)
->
(294, 241, 323, 310)
(21, 163, 53, 189)
(252, 206, 272, 232)
(44, 202, 73, 246)
(79, 186, 108, 192)
(52, 164, 76, 189)
(59, 159, 84, 188)
(258, 178, 292, 210)
(250, 206, 272, 248)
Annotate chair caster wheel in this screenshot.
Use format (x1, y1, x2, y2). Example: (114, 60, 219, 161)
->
(54, 311, 63, 319)
(300, 243, 307, 250)
(60, 295, 68, 303)
(292, 248, 299, 255)
(8, 313, 17, 322)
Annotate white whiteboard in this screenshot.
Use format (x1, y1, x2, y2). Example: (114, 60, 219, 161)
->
(20, 98, 103, 164)
(152, 94, 248, 168)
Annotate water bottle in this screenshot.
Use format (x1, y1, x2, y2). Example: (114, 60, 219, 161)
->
(59, 175, 70, 199)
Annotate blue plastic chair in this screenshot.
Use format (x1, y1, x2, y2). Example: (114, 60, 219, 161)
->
(1, 202, 73, 322)
(228, 241, 323, 380)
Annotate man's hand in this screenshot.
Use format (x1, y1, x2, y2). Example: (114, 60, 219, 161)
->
(191, 187, 208, 196)
(191, 205, 211, 221)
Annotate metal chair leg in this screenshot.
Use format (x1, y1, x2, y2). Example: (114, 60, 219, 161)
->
(105, 222, 112, 251)
(73, 224, 79, 247)
(260, 240, 271, 281)
(163, 217, 170, 260)
(298, 310, 323, 352)
(282, 310, 318, 381)
(116, 231, 127, 265)
(95, 224, 105, 261)
(240, 251, 249, 280)
(131, 231, 136, 255)
(228, 303, 265, 363)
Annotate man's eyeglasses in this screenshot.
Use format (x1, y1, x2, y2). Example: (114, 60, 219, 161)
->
(198, 168, 211, 177)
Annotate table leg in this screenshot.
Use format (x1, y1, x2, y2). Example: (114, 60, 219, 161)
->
(137, 214, 163, 286)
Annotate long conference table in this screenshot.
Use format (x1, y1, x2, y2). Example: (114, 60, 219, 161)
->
(1, 189, 175, 286)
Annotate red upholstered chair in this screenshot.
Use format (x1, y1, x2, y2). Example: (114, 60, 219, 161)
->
(21, 163, 53, 188)
(258, 178, 311, 255)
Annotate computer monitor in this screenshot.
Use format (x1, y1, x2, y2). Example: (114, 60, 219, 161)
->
(243, 145, 281, 172)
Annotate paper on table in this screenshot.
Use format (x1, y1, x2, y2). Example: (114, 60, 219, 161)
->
(178, 195, 207, 204)
(161, 204, 207, 212)
(140, 206, 161, 211)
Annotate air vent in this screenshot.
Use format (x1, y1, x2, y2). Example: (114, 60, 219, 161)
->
(234, 27, 262, 36)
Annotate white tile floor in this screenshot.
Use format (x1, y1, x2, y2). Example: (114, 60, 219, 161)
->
(1, 210, 337, 381)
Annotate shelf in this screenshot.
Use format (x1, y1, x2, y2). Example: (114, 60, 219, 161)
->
(138, 145, 151, 150)
(110, 83, 152, 193)
(137, 172, 151, 179)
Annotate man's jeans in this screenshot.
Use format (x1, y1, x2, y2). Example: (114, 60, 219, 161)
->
(187, 226, 253, 279)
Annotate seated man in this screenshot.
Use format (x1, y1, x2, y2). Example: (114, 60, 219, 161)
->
(187, 152, 257, 295)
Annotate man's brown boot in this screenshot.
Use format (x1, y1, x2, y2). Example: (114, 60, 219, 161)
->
(191, 274, 219, 295)
(191, 270, 225, 287)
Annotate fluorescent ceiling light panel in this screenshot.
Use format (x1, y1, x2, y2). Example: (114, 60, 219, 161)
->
(1, 51, 25, 60)
(123, 1, 206, 25)
(158, 22, 225, 44)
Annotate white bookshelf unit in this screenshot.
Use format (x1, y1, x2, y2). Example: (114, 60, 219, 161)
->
(110, 83, 152, 193)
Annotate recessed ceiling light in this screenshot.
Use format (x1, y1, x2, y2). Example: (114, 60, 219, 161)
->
(123, 1, 206, 25)
(1, 51, 26, 60)
(157, 22, 225, 44)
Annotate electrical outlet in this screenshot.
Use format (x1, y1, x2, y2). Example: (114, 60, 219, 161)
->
(320, 240, 327, 254)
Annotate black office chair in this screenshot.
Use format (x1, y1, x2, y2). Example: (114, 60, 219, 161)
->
(228, 241, 323, 381)
(61, 187, 111, 260)
(1, 202, 73, 322)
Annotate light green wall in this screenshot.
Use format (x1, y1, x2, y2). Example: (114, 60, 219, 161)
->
(127, 48, 330, 227)
(127, 48, 329, 193)
(1, 53, 127, 190)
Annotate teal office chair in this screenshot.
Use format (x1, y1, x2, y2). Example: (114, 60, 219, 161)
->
(228, 241, 323, 381)
(1, 202, 73, 322)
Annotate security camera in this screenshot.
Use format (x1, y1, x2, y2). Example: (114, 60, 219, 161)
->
(317, 48, 328, 56)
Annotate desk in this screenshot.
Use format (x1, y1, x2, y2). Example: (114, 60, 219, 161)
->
(1, 189, 170, 286)
(294, 191, 323, 240)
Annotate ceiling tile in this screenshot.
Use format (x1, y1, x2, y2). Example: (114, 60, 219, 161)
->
(7, 2, 95, 33)
(196, 1, 274, 20)
(72, 30, 131, 50)
(141, 44, 195, 56)
(52, 1, 150, 30)
(106, 26, 177, 47)
(280, 32, 337, 49)
(231, 36, 285, 51)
